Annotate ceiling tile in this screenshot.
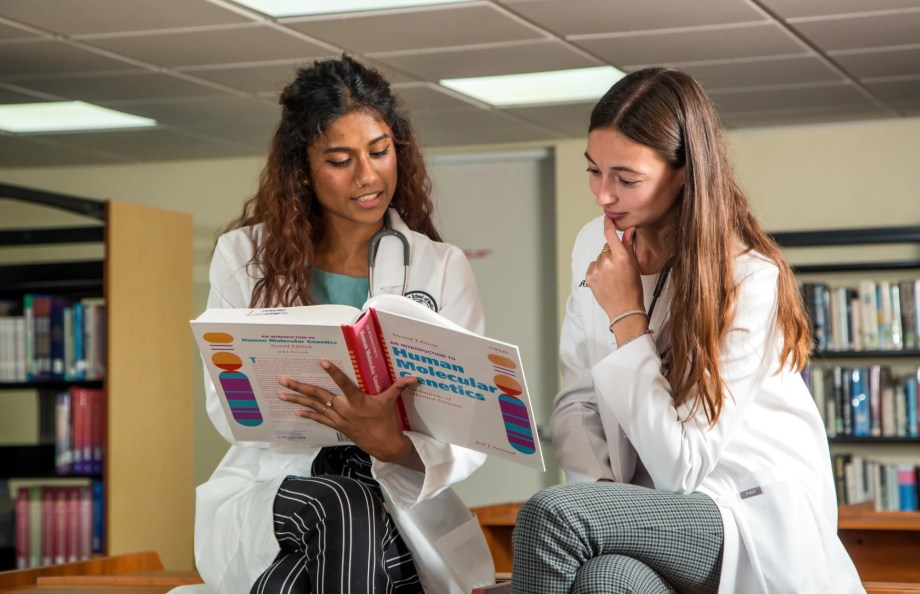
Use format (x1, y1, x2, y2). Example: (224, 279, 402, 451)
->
(373, 40, 597, 82)
(81, 25, 334, 68)
(790, 10, 920, 52)
(575, 23, 804, 67)
(180, 121, 276, 150)
(833, 47, 920, 80)
(0, 40, 139, 78)
(0, 0, 252, 35)
(395, 85, 483, 112)
(0, 21, 38, 40)
(711, 83, 878, 114)
(181, 62, 305, 95)
(759, 0, 920, 19)
(0, 135, 126, 166)
(283, 4, 544, 54)
(36, 128, 264, 161)
(722, 105, 895, 129)
(419, 124, 559, 147)
(96, 97, 279, 126)
(505, 102, 594, 137)
(16, 72, 228, 102)
(411, 108, 530, 133)
(500, 0, 764, 36)
(864, 78, 920, 108)
(0, 85, 46, 103)
(681, 56, 843, 90)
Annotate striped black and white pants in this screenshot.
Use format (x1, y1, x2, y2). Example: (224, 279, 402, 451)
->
(250, 446, 423, 594)
(511, 482, 723, 594)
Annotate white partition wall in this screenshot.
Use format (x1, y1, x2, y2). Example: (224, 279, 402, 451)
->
(427, 148, 560, 507)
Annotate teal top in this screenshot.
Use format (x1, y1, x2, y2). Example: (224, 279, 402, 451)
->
(311, 268, 369, 308)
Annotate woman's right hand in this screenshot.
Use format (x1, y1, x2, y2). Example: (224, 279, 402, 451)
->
(278, 360, 424, 472)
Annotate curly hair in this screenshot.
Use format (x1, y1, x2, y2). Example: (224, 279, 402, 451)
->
(589, 67, 812, 425)
(223, 55, 439, 307)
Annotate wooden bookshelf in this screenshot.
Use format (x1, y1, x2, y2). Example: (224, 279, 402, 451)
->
(1, 186, 195, 571)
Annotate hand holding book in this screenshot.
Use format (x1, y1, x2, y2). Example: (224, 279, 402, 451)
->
(278, 359, 423, 471)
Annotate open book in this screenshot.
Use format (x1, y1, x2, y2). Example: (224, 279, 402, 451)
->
(191, 294, 544, 470)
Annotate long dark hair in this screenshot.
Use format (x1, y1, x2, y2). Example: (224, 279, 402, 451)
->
(590, 67, 811, 425)
(225, 55, 439, 307)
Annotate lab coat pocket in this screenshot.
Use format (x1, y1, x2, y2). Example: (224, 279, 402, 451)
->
(736, 472, 834, 593)
(434, 513, 495, 589)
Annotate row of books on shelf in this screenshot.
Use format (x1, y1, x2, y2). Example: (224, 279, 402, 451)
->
(833, 454, 919, 512)
(0, 295, 106, 383)
(7, 481, 104, 569)
(801, 280, 920, 352)
(802, 365, 919, 438)
(54, 388, 105, 476)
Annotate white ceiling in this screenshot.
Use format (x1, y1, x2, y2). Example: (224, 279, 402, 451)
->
(0, 0, 918, 166)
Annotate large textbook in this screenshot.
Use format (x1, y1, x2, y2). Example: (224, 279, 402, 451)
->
(191, 294, 544, 470)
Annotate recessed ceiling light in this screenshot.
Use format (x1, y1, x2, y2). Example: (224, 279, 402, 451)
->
(0, 101, 156, 134)
(440, 66, 626, 107)
(232, 0, 471, 17)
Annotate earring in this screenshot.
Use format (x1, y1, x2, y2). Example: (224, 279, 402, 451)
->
(355, 180, 364, 188)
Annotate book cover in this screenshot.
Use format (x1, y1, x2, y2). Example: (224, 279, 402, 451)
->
(192, 294, 545, 470)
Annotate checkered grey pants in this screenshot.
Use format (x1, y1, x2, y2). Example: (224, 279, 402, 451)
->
(511, 482, 723, 594)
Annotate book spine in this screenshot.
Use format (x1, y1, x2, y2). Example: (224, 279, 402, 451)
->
(90, 480, 103, 555)
(66, 487, 80, 563)
(370, 309, 410, 431)
(54, 488, 67, 565)
(56, 391, 73, 475)
(15, 488, 29, 569)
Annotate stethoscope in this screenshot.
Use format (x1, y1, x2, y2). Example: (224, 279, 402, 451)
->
(367, 212, 410, 297)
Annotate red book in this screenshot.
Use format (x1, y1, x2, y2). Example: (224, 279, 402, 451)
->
(54, 488, 67, 565)
(15, 488, 29, 569)
(41, 488, 53, 566)
(66, 487, 80, 563)
(71, 387, 92, 474)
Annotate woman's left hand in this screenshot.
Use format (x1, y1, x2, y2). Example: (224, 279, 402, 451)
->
(278, 360, 423, 471)
(586, 217, 645, 326)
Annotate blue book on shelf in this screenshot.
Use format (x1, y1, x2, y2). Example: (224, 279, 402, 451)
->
(906, 378, 918, 438)
(850, 368, 870, 437)
(898, 465, 918, 512)
(72, 302, 85, 380)
(91, 479, 105, 554)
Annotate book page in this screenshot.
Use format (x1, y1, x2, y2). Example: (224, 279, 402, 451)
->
(192, 306, 361, 446)
(372, 303, 544, 471)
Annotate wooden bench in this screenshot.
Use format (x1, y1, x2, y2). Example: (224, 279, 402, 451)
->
(472, 501, 920, 590)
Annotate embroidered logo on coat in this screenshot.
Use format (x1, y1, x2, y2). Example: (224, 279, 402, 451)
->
(405, 291, 438, 312)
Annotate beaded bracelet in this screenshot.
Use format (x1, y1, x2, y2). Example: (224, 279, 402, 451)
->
(607, 309, 647, 333)
(618, 328, 654, 347)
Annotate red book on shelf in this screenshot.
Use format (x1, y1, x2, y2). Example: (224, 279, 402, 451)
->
(66, 487, 80, 563)
(15, 487, 29, 569)
(54, 487, 67, 565)
(41, 488, 53, 566)
(79, 486, 92, 561)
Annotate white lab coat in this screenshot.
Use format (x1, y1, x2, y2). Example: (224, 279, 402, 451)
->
(551, 215, 864, 594)
(194, 210, 495, 594)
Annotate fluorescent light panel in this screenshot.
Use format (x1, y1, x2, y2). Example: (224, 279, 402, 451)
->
(232, 0, 471, 17)
(440, 66, 626, 107)
(0, 101, 156, 133)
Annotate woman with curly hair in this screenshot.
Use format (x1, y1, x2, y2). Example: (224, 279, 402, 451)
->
(195, 55, 493, 594)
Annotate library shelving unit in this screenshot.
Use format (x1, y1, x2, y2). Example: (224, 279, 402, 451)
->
(772, 225, 920, 578)
(0, 182, 194, 570)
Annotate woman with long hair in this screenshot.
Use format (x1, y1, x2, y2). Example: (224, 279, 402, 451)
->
(512, 67, 863, 593)
(195, 55, 494, 594)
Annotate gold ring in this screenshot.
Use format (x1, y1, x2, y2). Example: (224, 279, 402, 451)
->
(325, 399, 334, 409)
(599, 244, 611, 256)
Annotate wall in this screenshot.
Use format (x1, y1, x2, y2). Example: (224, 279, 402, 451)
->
(2, 115, 920, 499)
